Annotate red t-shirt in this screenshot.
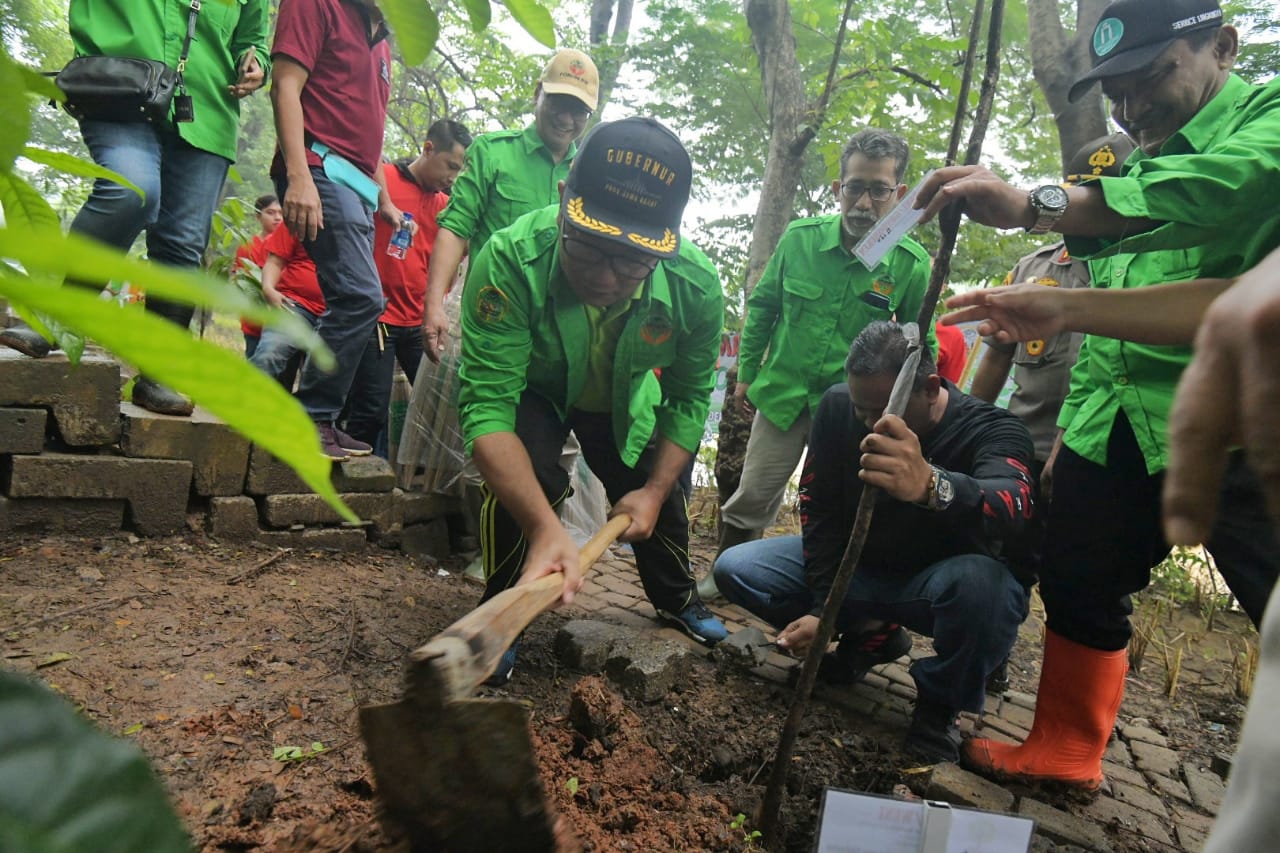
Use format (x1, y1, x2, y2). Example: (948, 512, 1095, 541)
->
(235, 233, 272, 336)
(373, 161, 449, 326)
(271, 0, 392, 179)
(934, 320, 968, 384)
(263, 226, 326, 317)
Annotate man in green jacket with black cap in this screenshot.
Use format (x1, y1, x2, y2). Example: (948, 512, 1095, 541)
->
(457, 116, 727, 683)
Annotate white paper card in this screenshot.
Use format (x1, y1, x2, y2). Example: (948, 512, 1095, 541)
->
(815, 789, 1035, 853)
(853, 170, 933, 270)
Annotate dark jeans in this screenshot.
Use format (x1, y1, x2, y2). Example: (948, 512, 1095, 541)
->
(1043, 412, 1280, 650)
(248, 299, 322, 390)
(713, 535, 1028, 713)
(480, 390, 697, 614)
(75, 119, 230, 328)
(344, 322, 423, 456)
(273, 167, 384, 422)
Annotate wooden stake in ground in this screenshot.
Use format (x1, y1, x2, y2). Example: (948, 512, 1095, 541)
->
(758, 2, 1006, 845)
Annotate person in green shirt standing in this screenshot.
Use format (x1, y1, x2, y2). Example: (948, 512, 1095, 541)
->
(458, 117, 727, 683)
(705, 128, 933, 589)
(917, 0, 1280, 789)
(420, 48, 599, 362)
(0, 0, 270, 416)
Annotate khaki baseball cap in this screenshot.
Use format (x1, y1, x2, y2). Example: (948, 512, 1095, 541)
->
(538, 49, 600, 112)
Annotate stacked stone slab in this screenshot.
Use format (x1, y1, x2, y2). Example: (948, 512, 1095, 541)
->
(0, 348, 455, 558)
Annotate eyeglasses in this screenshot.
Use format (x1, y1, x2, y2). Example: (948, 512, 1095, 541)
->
(543, 93, 593, 120)
(840, 181, 897, 202)
(560, 231, 659, 280)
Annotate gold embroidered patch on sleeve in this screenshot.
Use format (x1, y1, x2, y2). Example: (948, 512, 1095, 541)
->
(627, 229, 676, 253)
(566, 197, 622, 236)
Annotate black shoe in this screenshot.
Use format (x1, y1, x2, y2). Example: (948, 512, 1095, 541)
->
(132, 376, 194, 416)
(0, 324, 53, 359)
(331, 425, 373, 457)
(817, 624, 912, 686)
(986, 657, 1010, 695)
(905, 696, 962, 764)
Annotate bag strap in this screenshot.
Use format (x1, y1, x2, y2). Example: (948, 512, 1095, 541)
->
(175, 0, 201, 94)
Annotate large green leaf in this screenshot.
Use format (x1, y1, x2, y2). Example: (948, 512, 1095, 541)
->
(15, 64, 64, 102)
(0, 171, 60, 231)
(504, 0, 557, 48)
(458, 0, 492, 32)
(0, 53, 34, 172)
(0, 226, 333, 370)
(22, 146, 145, 200)
(0, 274, 357, 522)
(382, 0, 441, 66)
(0, 671, 189, 853)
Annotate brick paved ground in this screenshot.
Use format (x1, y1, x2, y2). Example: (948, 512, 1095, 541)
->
(564, 547, 1226, 853)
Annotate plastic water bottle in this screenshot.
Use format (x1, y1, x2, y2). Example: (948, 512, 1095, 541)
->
(386, 213, 414, 259)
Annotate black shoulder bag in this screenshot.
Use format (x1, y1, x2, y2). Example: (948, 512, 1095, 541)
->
(55, 0, 201, 124)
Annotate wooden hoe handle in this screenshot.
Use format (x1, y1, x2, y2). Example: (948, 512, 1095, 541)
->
(406, 514, 633, 707)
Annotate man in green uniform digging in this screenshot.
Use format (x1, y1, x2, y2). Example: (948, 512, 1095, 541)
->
(457, 117, 728, 683)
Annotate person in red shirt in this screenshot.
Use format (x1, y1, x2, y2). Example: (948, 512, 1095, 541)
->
(343, 119, 472, 455)
(247, 224, 328, 393)
(933, 319, 968, 384)
(234, 193, 284, 356)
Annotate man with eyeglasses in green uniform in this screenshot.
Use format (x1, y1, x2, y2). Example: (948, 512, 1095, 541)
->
(420, 48, 600, 361)
(457, 117, 728, 683)
(704, 129, 935, 612)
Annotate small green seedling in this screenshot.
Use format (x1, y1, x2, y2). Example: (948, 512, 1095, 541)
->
(272, 741, 328, 762)
(565, 776, 579, 795)
(730, 813, 763, 848)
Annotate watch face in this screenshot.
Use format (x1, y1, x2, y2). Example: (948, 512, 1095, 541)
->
(1034, 185, 1070, 211)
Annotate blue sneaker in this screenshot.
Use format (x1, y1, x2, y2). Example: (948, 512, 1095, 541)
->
(483, 639, 520, 686)
(657, 600, 728, 646)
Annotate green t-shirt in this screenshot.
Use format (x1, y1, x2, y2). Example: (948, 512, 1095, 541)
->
(436, 124, 575, 259)
(458, 206, 723, 467)
(69, 0, 271, 162)
(1061, 74, 1280, 474)
(737, 214, 935, 431)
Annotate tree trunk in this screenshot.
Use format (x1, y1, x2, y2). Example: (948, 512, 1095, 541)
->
(1027, 0, 1110, 168)
(589, 0, 636, 120)
(742, 0, 808, 296)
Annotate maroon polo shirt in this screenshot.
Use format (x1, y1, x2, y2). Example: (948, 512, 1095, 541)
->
(271, 0, 391, 179)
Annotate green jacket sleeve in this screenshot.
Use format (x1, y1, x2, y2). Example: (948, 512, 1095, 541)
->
(436, 138, 492, 240)
(457, 234, 533, 452)
(654, 254, 724, 452)
(231, 0, 272, 79)
(737, 234, 787, 386)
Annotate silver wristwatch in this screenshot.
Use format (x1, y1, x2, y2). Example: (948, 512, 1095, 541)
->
(1027, 184, 1070, 235)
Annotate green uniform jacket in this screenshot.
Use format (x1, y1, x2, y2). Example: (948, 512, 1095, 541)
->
(1062, 74, 1280, 474)
(458, 206, 724, 467)
(69, 0, 271, 162)
(737, 215, 935, 431)
(436, 124, 576, 258)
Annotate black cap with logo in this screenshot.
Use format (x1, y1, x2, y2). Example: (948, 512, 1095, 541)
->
(1068, 0, 1223, 102)
(1064, 132, 1136, 181)
(560, 117, 692, 259)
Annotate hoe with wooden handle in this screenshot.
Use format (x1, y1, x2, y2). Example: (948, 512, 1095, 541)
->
(359, 514, 633, 852)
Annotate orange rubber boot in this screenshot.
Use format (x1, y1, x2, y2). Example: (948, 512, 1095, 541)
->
(962, 629, 1127, 791)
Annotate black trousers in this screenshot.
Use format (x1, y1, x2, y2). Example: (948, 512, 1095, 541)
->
(1042, 412, 1279, 650)
(343, 322, 423, 452)
(479, 390, 696, 614)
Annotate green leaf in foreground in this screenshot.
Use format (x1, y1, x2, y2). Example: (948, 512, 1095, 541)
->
(0, 670, 189, 853)
(504, 0, 557, 49)
(381, 0, 441, 66)
(22, 147, 145, 201)
(0, 276, 355, 523)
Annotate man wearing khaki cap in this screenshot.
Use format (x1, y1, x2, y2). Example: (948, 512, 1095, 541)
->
(420, 48, 600, 360)
(458, 117, 728, 683)
(919, 0, 1280, 788)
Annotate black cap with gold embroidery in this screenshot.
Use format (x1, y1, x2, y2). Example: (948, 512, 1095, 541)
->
(561, 117, 692, 259)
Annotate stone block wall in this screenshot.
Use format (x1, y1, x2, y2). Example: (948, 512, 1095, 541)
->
(0, 348, 456, 559)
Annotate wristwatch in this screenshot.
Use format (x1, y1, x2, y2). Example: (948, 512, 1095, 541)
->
(917, 465, 956, 512)
(1027, 184, 1070, 235)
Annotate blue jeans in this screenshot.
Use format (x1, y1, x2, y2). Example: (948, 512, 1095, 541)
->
(74, 119, 230, 329)
(249, 299, 322, 389)
(714, 536, 1028, 712)
(343, 322, 423, 456)
(274, 168, 384, 422)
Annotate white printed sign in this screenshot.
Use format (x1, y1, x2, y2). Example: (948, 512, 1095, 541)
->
(853, 170, 933, 270)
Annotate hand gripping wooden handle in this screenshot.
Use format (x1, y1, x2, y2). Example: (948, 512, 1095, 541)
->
(406, 514, 633, 708)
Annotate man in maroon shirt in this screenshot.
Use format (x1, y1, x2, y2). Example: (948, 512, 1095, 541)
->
(343, 119, 472, 454)
(270, 0, 394, 460)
